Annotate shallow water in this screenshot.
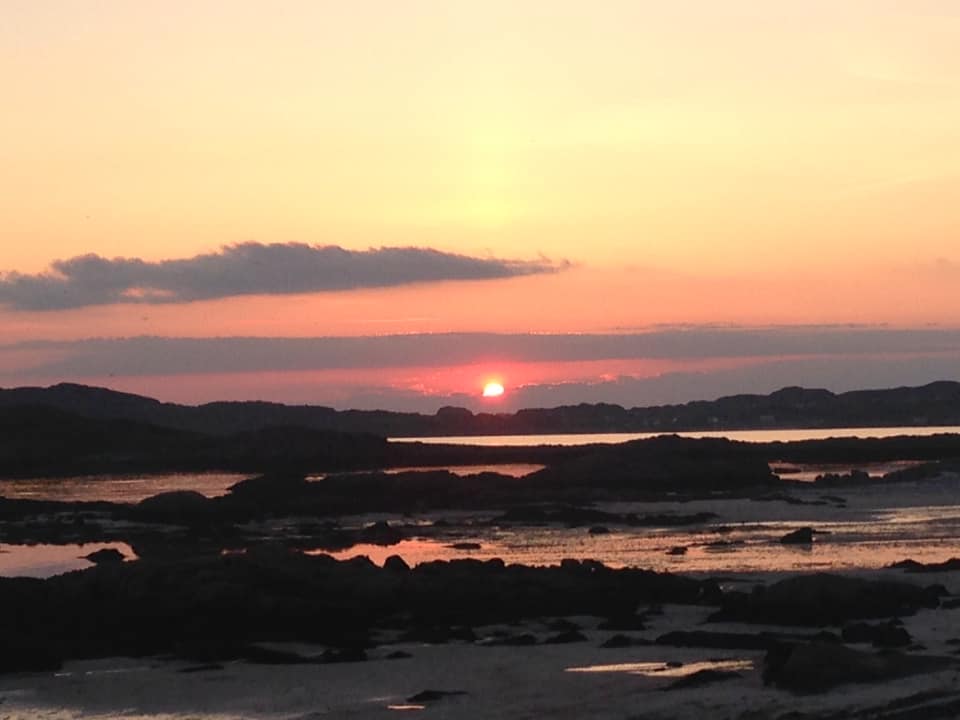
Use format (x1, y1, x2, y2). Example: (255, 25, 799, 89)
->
(328, 475, 960, 575)
(0, 542, 136, 578)
(0, 472, 247, 504)
(4, 475, 960, 578)
(0, 466, 542, 505)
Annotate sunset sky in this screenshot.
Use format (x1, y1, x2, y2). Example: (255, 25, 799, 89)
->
(2, 1, 959, 411)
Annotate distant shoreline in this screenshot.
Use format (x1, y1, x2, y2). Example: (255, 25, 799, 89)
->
(391, 425, 960, 446)
(3, 380, 960, 439)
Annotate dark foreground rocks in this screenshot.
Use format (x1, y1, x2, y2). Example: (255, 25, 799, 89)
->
(0, 552, 712, 674)
(764, 642, 954, 693)
(711, 573, 943, 626)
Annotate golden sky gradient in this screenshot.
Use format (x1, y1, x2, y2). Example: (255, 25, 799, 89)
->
(2, 1, 959, 407)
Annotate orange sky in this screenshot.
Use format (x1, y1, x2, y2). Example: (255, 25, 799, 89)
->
(1, 1, 959, 408)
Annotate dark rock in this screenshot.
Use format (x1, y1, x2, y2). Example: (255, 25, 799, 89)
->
(384, 555, 410, 572)
(764, 642, 954, 693)
(666, 546, 688, 556)
(815, 469, 871, 487)
(360, 521, 403, 546)
(588, 525, 610, 535)
(449, 542, 482, 550)
(598, 614, 647, 631)
(344, 554, 376, 569)
(842, 621, 912, 648)
(0, 550, 714, 668)
(698, 578, 724, 605)
(711, 573, 941, 626)
(0, 644, 63, 674)
(226, 473, 310, 502)
(135, 490, 211, 523)
(407, 689, 468, 703)
(527, 435, 777, 495)
(82, 548, 125, 565)
(386, 650, 412, 659)
(780, 527, 814, 545)
(890, 558, 960, 573)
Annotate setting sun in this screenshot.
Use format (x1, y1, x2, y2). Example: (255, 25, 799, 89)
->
(482, 381, 505, 398)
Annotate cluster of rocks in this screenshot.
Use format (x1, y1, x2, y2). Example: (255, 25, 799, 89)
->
(2, 545, 956, 700)
(0, 551, 714, 674)
(710, 573, 944, 626)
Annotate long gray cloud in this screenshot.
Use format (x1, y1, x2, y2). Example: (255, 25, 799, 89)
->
(4, 327, 960, 377)
(0, 243, 565, 310)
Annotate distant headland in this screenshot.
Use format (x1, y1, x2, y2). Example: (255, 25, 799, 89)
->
(2, 380, 960, 478)
(2, 380, 959, 438)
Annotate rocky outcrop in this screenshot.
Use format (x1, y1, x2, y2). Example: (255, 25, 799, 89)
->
(525, 436, 777, 496)
(889, 558, 960, 573)
(82, 548, 126, 565)
(0, 553, 716, 673)
(135, 490, 212, 523)
(711, 573, 943, 626)
(764, 642, 954, 692)
(780, 527, 814, 544)
(841, 620, 911, 648)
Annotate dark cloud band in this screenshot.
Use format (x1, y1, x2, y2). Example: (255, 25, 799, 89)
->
(5, 327, 960, 377)
(0, 243, 565, 310)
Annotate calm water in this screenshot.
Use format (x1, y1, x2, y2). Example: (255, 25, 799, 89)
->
(393, 426, 960, 446)
(0, 542, 136, 578)
(0, 466, 541, 505)
(327, 474, 960, 574)
(0, 472, 247, 504)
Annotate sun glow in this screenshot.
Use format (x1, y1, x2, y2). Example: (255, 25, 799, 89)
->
(482, 381, 505, 398)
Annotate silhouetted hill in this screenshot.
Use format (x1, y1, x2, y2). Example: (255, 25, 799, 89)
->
(0, 404, 389, 477)
(1, 381, 959, 438)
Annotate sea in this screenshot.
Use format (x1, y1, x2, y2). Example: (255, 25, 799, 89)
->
(2, 426, 959, 578)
